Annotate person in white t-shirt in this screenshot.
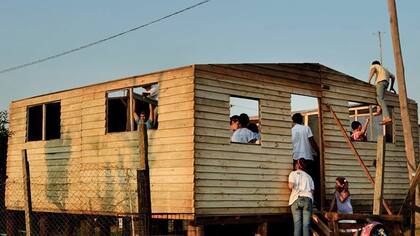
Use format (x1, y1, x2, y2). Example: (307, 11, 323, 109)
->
(368, 60, 396, 125)
(291, 113, 319, 176)
(288, 159, 314, 236)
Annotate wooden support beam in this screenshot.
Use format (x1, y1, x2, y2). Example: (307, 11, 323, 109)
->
(398, 165, 420, 214)
(326, 104, 393, 215)
(373, 135, 386, 215)
(22, 149, 33, 236)
(137, 122, 151, 236)
(387, 0, 419, 230)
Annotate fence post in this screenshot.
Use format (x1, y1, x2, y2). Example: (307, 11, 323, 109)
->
(137, 123, 151, 236)
(22, 149, 33, 236)
(373, 135, 386, 215)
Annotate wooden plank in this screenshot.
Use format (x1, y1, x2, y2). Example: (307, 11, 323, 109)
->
(22, 149, 33, 236)
(373, 135, 386, 215)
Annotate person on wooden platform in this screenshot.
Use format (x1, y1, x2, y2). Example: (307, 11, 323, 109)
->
(368, 60, 396, 125)
(350, 119, 370, 142)
(325, 177, 354, 217)
(231, 113, 254, 143)
(325, 177, 357, 232)
(291, 113, 319, 175)
(288, 158, 314, 236)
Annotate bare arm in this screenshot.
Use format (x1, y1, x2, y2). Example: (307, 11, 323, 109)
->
(149, 103, 154, 122)
(337, 190, 350, 203)
(288, 182, 294, 190)
(309, 137, 319, 154)
(368, 67, 376, 84)
(361, 118, 370, 135)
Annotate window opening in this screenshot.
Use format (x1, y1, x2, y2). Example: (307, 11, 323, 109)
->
(27, 101, 61, 142)
(107, 89, 130, 133)
(106, 83, 159, 133)
(133, 85, 158, 130)
(291, 94, 321, 207)
(27, 105, 43, 141)
(45, 102, 61, 140)
(229, 96, 260, 144)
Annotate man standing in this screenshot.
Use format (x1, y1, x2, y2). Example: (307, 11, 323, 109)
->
(291, 113, 319, 176)
(289, 159, 314, 236)
(368, 60, 396, 125)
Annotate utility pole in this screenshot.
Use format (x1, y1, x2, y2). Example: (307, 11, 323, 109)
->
(387, 0, 419, 233)
(373, 31, 385, 63)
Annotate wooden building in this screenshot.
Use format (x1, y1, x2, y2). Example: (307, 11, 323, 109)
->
(5, 63, 418, 226)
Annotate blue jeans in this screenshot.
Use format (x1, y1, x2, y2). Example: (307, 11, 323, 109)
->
(376, 81, 390, 119)
(291, 197, 313, 236)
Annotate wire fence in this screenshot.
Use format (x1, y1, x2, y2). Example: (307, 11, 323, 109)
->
(0, 164, 188, 236)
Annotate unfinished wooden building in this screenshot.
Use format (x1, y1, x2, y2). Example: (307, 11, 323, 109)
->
(5, 63, 419, 231)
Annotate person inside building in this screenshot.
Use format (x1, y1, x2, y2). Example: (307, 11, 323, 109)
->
(231, 113, 254, 143)
(368, 60, 396, 125)
(350, 118, 370, 142)
(291, 113, 319, 175)
(230, 115, 240, 132)
(288, 158, 314, 236)
(247, 122, 260, 144)
(133, 101, 155, 129)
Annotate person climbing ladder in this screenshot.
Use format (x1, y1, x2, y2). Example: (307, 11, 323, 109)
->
(368, 60, 396, 125)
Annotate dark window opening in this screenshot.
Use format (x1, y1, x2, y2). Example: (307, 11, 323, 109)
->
(107, 90, 129, 133)
(27, 105, 43, 141)
(45, 102, 61, 140)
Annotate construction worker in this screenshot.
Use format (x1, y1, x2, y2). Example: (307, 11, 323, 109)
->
(368, 61, 396, 125)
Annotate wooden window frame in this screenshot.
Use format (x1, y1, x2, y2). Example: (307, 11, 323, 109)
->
(26, 101, 61, 142)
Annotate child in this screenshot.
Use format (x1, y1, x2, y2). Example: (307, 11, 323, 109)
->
(351, 118, 370, 142)
(288, 159, 314, 236)
(325, 177, 355, 226)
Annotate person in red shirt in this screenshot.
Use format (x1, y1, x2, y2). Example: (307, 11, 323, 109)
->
(350, 118, 370, 141)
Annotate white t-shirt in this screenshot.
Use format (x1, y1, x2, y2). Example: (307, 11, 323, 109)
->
(370, 64, 394, 84)
(231, 128, 254, 143)
(292, 124, 315, 160)
(288, 170, 314, 205)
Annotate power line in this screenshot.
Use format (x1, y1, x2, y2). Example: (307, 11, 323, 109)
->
(0, 0, 211, 75)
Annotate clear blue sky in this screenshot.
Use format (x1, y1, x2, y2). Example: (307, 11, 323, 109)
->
(1, 1, 419, 118)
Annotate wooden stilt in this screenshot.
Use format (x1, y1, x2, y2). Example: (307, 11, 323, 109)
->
(79, 217, 94, 236)
(373, 135, 386, 215)
(187, 223, 204, 236)
(38, 214, 49, 236)
(137, 122, 151, 236)
(255, 222, 268, 236)
(6, 211, 18, 236)
(22, 149, 33, 236)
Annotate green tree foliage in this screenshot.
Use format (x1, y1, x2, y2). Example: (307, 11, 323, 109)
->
(0, 110, 11, 139)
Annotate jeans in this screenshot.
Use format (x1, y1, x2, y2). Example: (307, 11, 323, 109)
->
(291, 197, 313, 236)
(376, 81, 390, 119)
